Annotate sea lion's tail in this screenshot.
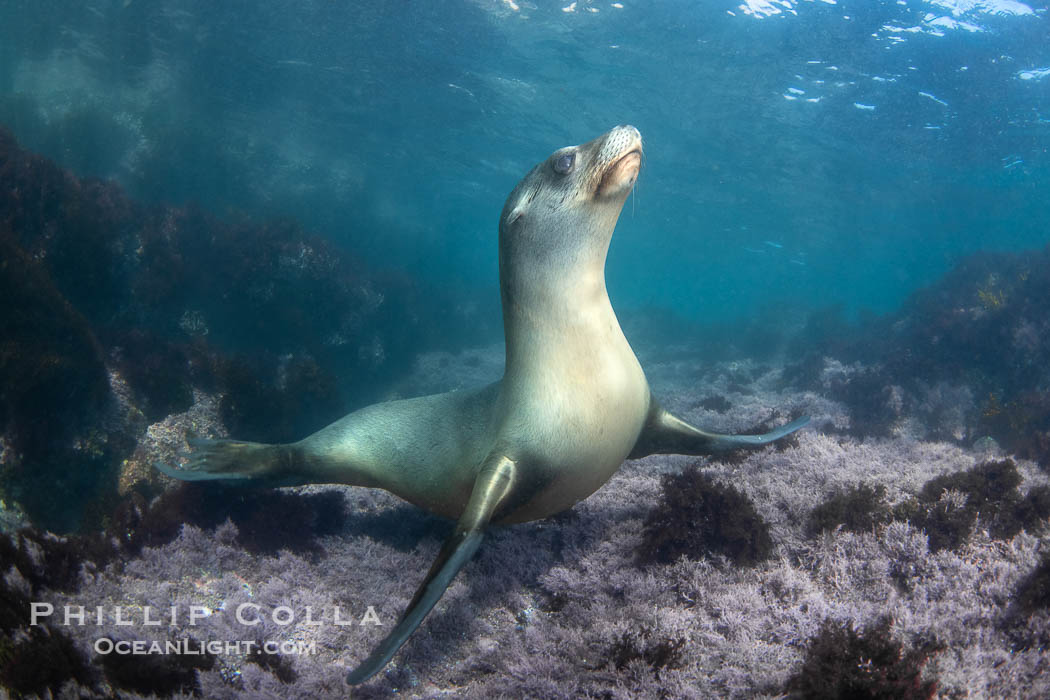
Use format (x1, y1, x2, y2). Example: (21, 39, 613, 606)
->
(155, 438, 297, 484)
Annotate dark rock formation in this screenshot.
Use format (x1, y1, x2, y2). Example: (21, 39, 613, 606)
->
(0, 126, 436, 530)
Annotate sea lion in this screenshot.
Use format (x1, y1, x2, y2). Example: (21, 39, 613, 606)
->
(157, 125, 808, 684)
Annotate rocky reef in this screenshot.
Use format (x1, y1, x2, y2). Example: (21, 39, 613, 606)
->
(0, 127, 444, 531)
(1, 127, 1048, 697)
(785, 245, 1050, 469)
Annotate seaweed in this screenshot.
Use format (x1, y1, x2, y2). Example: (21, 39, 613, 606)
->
(0, 529, 102, 696)
(218, 352, 343, 444)
(893, 459, 1050, 552)
(1001, 551, 1050, 653)
(248, 644, 299, 684)
(979, 390, 1050, 471)
(830, 368, 904, 439)
(637, 465, 773, 568)
(784, 617, 939, 700)
(0, 476, 349, 696)
(610, 627, 687, 673)
(116, 482, 347, 559)
(0, 226, 123, 531)
(109, 328, 200, 421)
(99, 636, 215, 696)
(893, 494, 975, 553)
(806, 483, 894, 536)
(1014, 552, 1050, 615)
(0, 625, 95, 697)
(698, 394, 732, 413)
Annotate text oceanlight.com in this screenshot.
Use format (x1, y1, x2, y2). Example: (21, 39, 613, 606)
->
(94, 638, 316, 656)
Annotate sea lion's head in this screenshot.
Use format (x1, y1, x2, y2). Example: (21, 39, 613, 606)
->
(499, 125, 642, 284)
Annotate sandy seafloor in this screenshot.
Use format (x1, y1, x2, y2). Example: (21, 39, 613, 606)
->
(23, 342, 1050, 699)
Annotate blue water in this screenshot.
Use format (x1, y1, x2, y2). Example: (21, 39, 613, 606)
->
(1, 0, 1047, 329)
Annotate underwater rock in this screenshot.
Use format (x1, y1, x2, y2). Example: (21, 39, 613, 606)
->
(0, 226, 120, 532)
(218, 351, 343, 444)
(107, 328, 214, 423)
(0, 126, 447, 530)
(786, 246, 1050, 460)
(0, 128, 135, 326)
(979, 389, 1050, 471)
(116, 386, 225, 495)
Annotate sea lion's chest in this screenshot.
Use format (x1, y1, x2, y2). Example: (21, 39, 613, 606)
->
(499, 325, 649, 522)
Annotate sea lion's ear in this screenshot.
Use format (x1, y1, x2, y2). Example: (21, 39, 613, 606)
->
(505, 185, 540, 229)
(505, 207, 525, 228)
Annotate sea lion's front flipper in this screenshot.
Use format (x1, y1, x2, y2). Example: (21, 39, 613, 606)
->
(628, 402, 809, 458)
(154, 438, 305, 486)
(346, 455, 517, 685)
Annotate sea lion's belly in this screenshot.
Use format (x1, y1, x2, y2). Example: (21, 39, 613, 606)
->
(499, 340, 650, 523)
(302, 383, 500, 519)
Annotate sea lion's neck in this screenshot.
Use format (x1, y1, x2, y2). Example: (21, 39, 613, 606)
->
(499, 253, 620, 374)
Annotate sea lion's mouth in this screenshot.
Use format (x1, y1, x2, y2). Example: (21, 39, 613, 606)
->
(597, 148, 642, 197)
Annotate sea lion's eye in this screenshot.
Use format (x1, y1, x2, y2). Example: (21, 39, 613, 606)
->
(553, 152, 575, 175)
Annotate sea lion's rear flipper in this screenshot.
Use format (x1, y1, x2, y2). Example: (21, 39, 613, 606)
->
(154, 438, 297, 484)
(346, 455, 517, 685)
(629, 403, 809, 458)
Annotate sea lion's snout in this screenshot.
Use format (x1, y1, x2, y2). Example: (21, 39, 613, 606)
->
(595, 125, 642, 198)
